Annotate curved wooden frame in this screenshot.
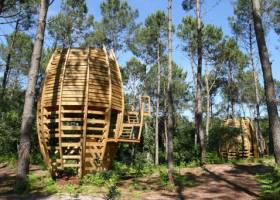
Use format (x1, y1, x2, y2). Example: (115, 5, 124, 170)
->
(37, 47, 150, 176)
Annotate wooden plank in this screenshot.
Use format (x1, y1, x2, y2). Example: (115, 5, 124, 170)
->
(61, 110, 83, 114)
(87, 110, 105, 115)
(87, 119, 106, 124)
(61, 118, 83, 122)
(61, 142, 81, 147)
(62, 155, 81, 159)
(87, 98, 109, 104)
(63, 163, 80, 167)
(58, 48, 71, 168)
(87, 94, 109, 99)
(61, 125, 83, 130)
(60, 134, 81, 138)
(62, 97, 85, 102)
(62, 86, 86, 90)
(88, 84, 109, 90)
(87, 127, 106, 131)
(61, 102, 84, 105)
(86, 135, 103, 138)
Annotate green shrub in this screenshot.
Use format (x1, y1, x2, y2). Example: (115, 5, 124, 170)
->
(256, 165, 280, 199)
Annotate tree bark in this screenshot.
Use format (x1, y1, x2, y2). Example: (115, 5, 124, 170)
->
(195, 0, 205, 165)
(163, 81, 168, 161)
(227, 61, 235, 118)
(155, 43, 161, 165)
(16, 0, 49, 185)
(205, 59, 210, 138)
(249, 24, 266, 156)
(251, 0, 280, 164)
(1, 19, 19, 98)
(188, 47, 198, 149)
(167, 0, 174, 184)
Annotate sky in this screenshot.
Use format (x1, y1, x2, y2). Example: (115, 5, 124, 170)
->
(46, 0, 280, 82)
(0, 0, 279, 118)
(1, 0, 280, 82)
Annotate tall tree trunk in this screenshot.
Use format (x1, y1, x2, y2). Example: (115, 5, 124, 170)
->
(163, 81, 168, 161)
(167, 0, 174, 184)
(155, 43, 161, 165)
(188, 48, 198, 149)
(205, 59, 210, 138)
(195, 0, 205, 165)
(16, 0, 49, 185)
(249, 24, 265, 156)
(228, 61, 235, 118)
(251, 0, 280, 164)
(1, 19, 19, 98)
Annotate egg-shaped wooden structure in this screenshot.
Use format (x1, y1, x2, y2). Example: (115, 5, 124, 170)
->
(37, 47, 150, 176)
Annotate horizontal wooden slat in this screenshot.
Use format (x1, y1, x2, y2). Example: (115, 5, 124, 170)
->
(62, 155, 81, 159)
(61, 142, 81, 147)
(62, 126, 83, 130)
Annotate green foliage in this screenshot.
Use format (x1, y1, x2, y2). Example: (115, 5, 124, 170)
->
(0, 31, 33, 77)
(81, 171, 119, 186)
(173, 118, 198, 164)
(129, 10, 168, 64)
(105, 183, 121, 200)
(48, 0, 94, 47)
(271, 0, 280, 35)
(86, 0, 138, 52)
(0, 154, 17, 168)
(159, 169, 197, 190)
(256, 165, 280, 199)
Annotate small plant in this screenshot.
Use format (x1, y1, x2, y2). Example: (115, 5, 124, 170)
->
(81, 173, 106, 186)
(186, 159, 200, 168)
(105, 184, 121, 200)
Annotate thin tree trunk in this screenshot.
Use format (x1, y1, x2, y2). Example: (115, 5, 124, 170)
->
(155, 43, 161, 165)
(163, 81, 168, 161)
(249, 24, 266, 156)
(205, 58, 210, 138)
(189, 48, 198, 149)
(167, 0, 174, 184)
(228, 61, 235, 118)
(251, 0, 280, 164)
(1, 19, 19, 98)
(16, 0, 49, 185)
(195, 0, 205, 165)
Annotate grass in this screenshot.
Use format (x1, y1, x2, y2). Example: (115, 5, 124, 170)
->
(0, 154, 17, 168)
(6, 154, 277, 199)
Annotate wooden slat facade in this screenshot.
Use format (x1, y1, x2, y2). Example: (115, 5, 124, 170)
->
(37, 47, 150, 177)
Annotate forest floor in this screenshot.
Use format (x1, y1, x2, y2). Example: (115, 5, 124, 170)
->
(0, 161, 275, 200)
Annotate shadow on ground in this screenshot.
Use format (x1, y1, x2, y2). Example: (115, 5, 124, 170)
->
(0, 165, 54, 200)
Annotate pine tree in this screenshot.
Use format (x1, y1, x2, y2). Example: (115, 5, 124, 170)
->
(251, 0, 280, 165)
(16, 0, 49, 187)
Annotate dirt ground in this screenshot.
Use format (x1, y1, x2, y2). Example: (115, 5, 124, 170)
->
(0, 163, 272, 200)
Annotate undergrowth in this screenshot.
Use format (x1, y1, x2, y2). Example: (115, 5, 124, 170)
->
(256, 164, 280, 200)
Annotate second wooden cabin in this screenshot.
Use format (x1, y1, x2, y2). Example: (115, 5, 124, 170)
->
(219, 118, 260, 159)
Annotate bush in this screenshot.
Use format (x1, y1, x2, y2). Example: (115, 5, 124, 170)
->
(256, 164, 280, 199)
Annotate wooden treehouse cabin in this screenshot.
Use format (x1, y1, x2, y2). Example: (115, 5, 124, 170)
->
(37, 47, 150, 176)
(219, 118, 260, 159)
